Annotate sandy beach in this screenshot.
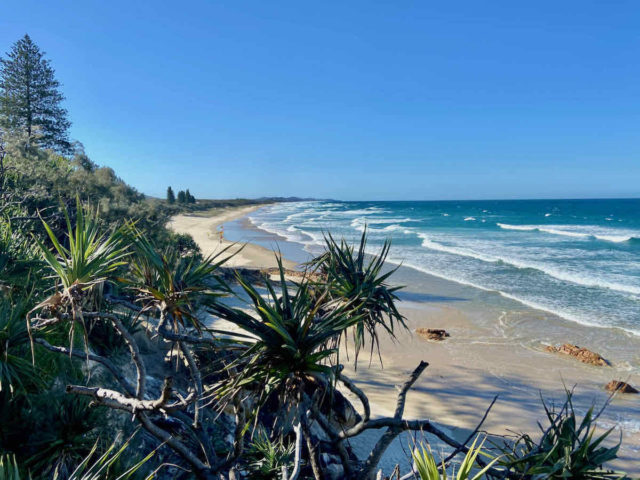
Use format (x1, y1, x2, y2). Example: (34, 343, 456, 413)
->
(171, 204, 640, 475)
(168, 205, 297, 270)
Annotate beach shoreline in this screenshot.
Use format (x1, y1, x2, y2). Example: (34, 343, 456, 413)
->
(168, 205, 297, 270)
(170, 204, 640, 474)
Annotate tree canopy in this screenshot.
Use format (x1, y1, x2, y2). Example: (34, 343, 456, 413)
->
(0, 34, 71, 153)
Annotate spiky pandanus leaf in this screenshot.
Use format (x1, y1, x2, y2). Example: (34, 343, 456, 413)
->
(308, 228, 406, 367)
(499, 391, 623, 479)
(127, 229, 235, 331)
(55, 433, 158, 480)
(412, 435, 500, 480)
(0, 454, 21, 480)
(35, 197, 130, 290)
(209, 257, 363, 411)
(0, 296, 46, 393)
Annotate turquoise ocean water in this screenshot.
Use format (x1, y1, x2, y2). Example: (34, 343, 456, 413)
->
(245, 199, 640, 335)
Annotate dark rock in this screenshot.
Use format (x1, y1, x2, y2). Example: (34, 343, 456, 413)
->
(219, 266, 264, 284)
(545, 343, 609, 367)
(415, 328, 450, 341)
(605, 380, 639, 394)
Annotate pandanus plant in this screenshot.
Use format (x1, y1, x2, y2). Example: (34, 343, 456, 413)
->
(499, 392, 623, 479)
(412, 436, 499, 480)
(127, 229, 235, 332)
(29, 198, 130, 356)
(308, 229, 406, 366)
(209, 258, 365, 478)
(34, 197, 130, 293)
(210, 257, 363, 409)
(0, 296, 44, 393)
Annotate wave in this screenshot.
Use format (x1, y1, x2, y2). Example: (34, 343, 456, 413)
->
(350, 216, 414, 232)
(382, 224, 415, 234)
(417, 233, 640, 296)
(464, 217, 476, 221)
(383, 253, 620, 331)
(497, 223, 638, 243)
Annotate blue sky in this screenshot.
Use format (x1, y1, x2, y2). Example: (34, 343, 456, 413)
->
(2, 1, 639, 200)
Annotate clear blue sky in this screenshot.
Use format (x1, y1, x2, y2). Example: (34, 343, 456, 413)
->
(2, 1, 639, 200)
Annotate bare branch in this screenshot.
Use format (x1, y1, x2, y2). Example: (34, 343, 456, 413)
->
(442, 395, 497, 466)
(393, 361, 428, 419)
(338, 371, 371, 422)
(67, 377, 173, 413)
(179, 342, 203, 427)
(137, 411, 213, 478)
(35, 337, 135, 396)
(83, 311, 147, 398)
(287, 422, 303, 480)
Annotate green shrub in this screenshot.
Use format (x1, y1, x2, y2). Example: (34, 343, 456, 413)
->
(245, 429, 295, 480)
(412, 436, 499, 480)
(0, 454, 21, 480)
(499, 392, 623, 479)
(308, 229, 406, 366)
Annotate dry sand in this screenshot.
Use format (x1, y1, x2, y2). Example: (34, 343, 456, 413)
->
(168, 205, 296, 269)
(170, 204, 640, 475)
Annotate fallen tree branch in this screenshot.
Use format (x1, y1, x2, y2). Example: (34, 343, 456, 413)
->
(67, 377, 173, 413)
(356, 361, 428, 480)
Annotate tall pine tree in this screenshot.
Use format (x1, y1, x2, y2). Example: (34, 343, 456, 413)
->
(167, 186, 175, 204)
(0, 34, 71, 153)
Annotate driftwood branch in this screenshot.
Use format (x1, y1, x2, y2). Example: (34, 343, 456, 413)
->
(67, 377, 173, 413)
(356, 361, 428, 480)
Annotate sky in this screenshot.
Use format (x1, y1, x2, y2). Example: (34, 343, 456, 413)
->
(1, 1, 639, 200)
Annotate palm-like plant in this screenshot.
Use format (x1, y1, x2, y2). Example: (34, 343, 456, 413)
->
(54, 434, 158, 480)
(245, 428, 296, 480)
(308, 229, 406, 366)
(412, 436, 499, 480)
(0, 296, 44, 393)
(0, 454, 21, 480)
(30, 198, 131, 358)
(499, 392, 622, 479)
(209, 258, 362, 409)
(35, 197, 130, 291)
(25, 396, 100, 478)
(128, 230, 234, 331)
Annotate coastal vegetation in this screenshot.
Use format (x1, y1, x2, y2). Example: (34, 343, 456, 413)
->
(0, 34, 632, 480)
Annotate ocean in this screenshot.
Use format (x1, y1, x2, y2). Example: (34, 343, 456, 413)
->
(245, 199, 640, 335)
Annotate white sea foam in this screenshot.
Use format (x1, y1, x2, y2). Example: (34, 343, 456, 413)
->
(464, 217, 476, 221)
(417, 233, 640, 296)
(497, 223, 638, 243)
(349, 216, 414, 232)
(382, 224, 415, 234)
